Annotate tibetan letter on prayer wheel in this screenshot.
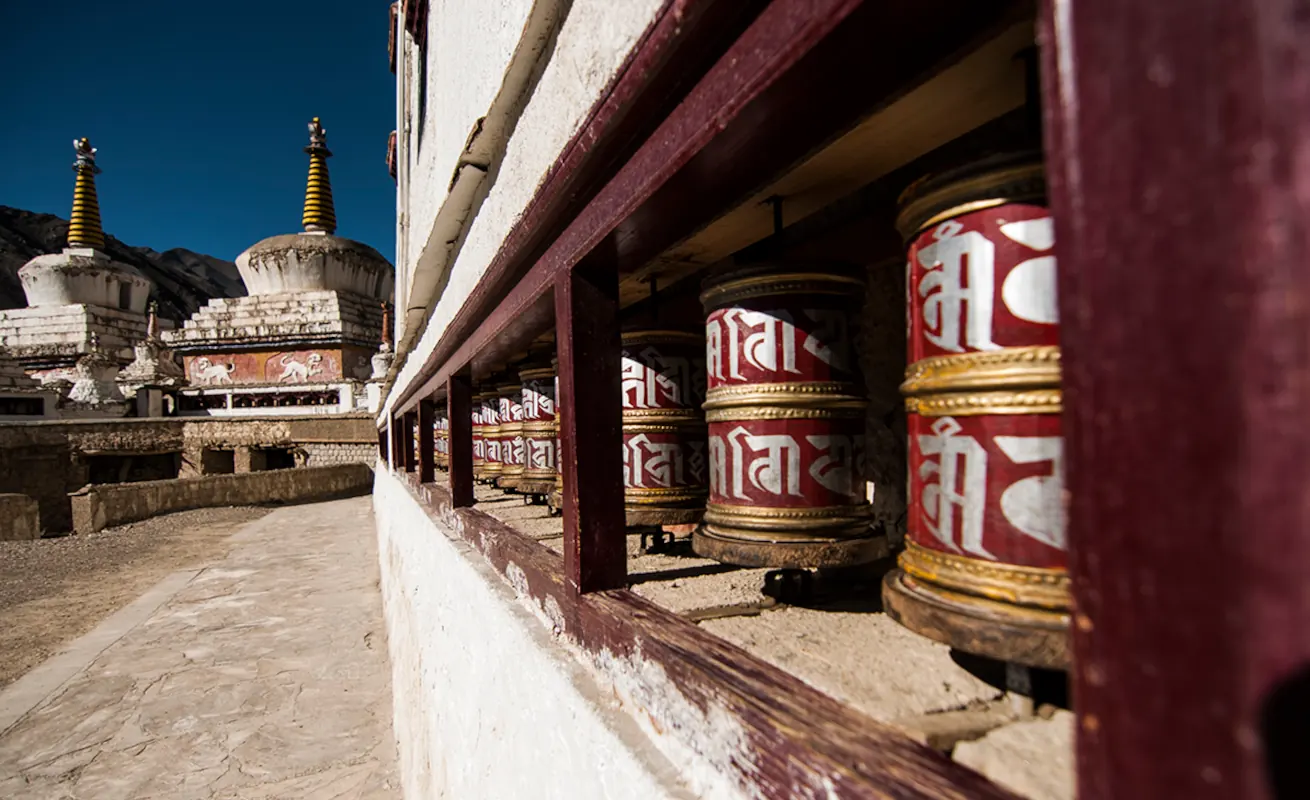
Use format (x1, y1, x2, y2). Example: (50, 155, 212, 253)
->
(621, 330, 708, 526)
(882, 154, 1069, 669)
(695, 264, 880, 568)
(497, 381, 525, 490)
(518, 362, 557, 497)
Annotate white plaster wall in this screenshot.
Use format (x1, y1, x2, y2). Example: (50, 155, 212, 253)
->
(385, 0, 665, 419)
(402, 0, 536, 281)
(374, 468, 691, 800)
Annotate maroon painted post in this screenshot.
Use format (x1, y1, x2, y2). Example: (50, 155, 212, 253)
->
(417, 396, 436, 484)
(555, 267, 626, 594)
(447, 375, 475, 508)
(1040, 2, 1310, 798)
(402, 410, 417, 473)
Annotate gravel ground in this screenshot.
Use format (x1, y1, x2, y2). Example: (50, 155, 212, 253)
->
(0, 506, 271, 689)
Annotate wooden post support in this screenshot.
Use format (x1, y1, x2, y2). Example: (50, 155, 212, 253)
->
(1041, 2, 1310, 798)
(376, 428, 387, 464)
(418, 396, 436, 484)
(402, 410, 417, 472)
(555, 267, 626, 594)
(447, 375, 475, 508)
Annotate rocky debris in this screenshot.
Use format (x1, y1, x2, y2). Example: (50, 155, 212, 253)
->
(0, 205, 244, 323)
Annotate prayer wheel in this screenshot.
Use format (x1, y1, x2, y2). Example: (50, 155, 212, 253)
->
(471, 392, 487, 479)
(435, 413, 448, 470)
(497, 381, 525, 490)
(881, 153, 1069, 669)
(548, 360, 564, 514)
(479, 390, 504, 483)
(694, 263, 880, 568)
(518, 361, 557, 497)
(622, 330, 708, 526)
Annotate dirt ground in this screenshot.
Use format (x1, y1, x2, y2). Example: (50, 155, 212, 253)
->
(0, 506, 271, 689)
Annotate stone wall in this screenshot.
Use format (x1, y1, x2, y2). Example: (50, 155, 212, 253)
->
(0, 493, 41, 540)
(0, 415, 380, 531)
(70, 463, 374, 534)
(303, 442, 377, 467)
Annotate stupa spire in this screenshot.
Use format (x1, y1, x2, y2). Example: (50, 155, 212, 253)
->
(302, 117, 337, 234)
(67, 138, 105, 249)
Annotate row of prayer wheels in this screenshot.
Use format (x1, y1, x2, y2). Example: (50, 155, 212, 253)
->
(424, 152, 1067, 669)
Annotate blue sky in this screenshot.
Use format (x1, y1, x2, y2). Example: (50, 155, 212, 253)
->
(0, 1, 396, 263)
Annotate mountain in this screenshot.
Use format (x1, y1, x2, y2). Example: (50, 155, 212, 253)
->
(0, 205, 245, 323)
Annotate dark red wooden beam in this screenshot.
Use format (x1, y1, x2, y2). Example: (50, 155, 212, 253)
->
(393, 0, 1024, 413)
(555, 268, 626, 594)
(417, 396, 435, 484)
(1040, 1, 1310, 797)
(446, 375, 474, 508)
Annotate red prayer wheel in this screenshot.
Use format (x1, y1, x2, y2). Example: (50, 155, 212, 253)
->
(518, 362, 557, 496)
(479, 390, 503, 483)
(497, 381, 525, 490)
(548, 360, 564, 514)
(435, 412, 448, 470)
(881, 154, 1069, 669)
(471, 391, 488, 480)
(621, 330, 708, 526)
(694, 264, 881, 568)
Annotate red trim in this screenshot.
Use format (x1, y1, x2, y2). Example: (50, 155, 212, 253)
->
(394, 472, 1018, 799)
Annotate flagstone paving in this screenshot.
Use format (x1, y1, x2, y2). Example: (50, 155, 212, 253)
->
(0, 496, 399, 800)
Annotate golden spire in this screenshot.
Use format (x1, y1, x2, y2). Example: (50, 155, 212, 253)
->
(67, 137, 105, 249)
(302, 117, 337, 234)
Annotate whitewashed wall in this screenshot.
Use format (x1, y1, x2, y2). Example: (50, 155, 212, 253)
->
(375, 468, 691, 799)
(385, 0, 665, 419)
(400, 0, 537, 271)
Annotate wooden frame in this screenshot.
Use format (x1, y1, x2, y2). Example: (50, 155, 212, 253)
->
(1040, 1, 1305, 797)
(554, 269, 626, 593)
(401, 410, 417, 472)
(445, 375, 474, 508)
(372, 0, 1310, 794)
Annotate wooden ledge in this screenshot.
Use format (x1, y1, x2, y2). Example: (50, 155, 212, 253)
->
(391, 470, 1018, 799)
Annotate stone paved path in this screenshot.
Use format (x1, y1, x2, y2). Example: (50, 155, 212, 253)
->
(0, 496, 399, 799)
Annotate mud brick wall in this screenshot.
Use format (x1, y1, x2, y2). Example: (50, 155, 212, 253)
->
(69, 463, 375, 534)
